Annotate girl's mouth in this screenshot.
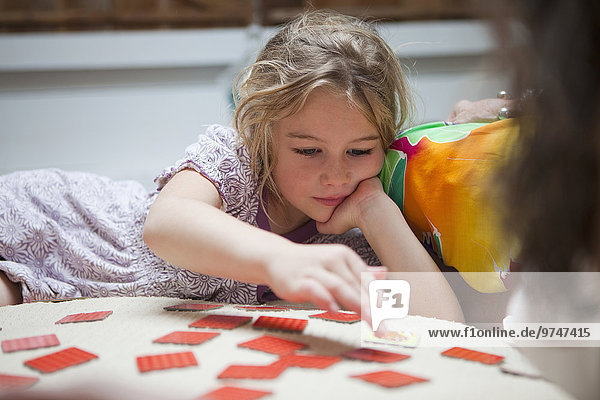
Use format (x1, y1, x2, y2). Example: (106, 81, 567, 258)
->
(313, 196, 346, 207)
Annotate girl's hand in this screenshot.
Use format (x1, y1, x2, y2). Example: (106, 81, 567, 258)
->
(316, 177, 388, 235)
(264, 242, 373, 323)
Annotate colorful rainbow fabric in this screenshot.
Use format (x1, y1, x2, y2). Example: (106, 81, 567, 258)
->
(380, 120, 519, 293)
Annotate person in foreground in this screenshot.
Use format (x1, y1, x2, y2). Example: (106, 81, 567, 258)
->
(493, 1, 598, 398)
(446, 1, 599, 392)
(0, 11, 463, 324)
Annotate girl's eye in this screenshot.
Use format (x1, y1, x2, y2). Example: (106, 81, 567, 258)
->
(348, 149, 373, 156)
(294, 148, 319, 156)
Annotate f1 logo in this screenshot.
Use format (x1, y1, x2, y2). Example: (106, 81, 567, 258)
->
(369, 279, 410, 331)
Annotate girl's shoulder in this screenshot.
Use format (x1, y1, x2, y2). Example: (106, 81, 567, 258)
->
(204, 123, 237, 140)
(198, 124, 248, 158)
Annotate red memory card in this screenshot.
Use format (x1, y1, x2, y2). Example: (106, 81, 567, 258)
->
(252, 316, 307, 333)
(24, 347, 98, 373)
(198, 385, 272, 400)
(308, 311, 361, 323)
(351, 370, 429, 388)
(218, 363, 286, 380)
(235, 305, 287, 312)
(2, 334, 60, 353)
(343, 348, 410, 363)
(441, 347, 505, 365)
(55, 311, 112, 324)
(238, 335, 307, 355)
(275, 353, 342, 369)
(153, 331, 219, 345)
(189, 315, 253, 330)
(164, 303, 224, 312)
(136, 351, 198, 373)
(0, 373, 39, 390)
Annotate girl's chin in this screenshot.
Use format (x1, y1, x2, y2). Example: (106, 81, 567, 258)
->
(309, 210, 334, 224)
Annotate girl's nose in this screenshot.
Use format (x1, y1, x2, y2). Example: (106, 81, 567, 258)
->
(320, 159, 351, 186)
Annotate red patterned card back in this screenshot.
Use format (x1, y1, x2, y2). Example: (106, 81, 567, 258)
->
(189, 315, 252, 330)
(24, 347, 98, 373)
(441, 347, 504, 365)
(2, 334, 60, 353)
(252, 316, 307, 333)
(238, 335, 307, 355)
(136, 351, 198, 373)
(55, 311, 112, 324)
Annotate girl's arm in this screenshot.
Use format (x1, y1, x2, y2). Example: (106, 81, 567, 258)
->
(143, 169, 372, 318)
(317, 177, 465, 322)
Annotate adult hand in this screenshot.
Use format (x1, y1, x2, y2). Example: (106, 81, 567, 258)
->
(447, 98, 514, 124)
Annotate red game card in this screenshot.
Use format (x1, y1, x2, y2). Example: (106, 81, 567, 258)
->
(190, 315, 253, 330)
(351, 370, 429, 388)
(164, 303, 224, 312)
(217, 363, 287, 380)
(136, 351, 198, 373)
(308, 311, 361, 323)
(198, 385, 272, 400)
(343, 348, 410, 363)
(24, 347, 98, 373)
(235, 306, 287, 312)
(275, 353, 342, 369)
(0, 373, 39, 390)
(55, 311, 112, 324)
(281, 304, 321, 311)
(2, 334, 60, 353)
(252, 316, 307, 333)
(153, 331, 220, 345)
(238, 335, 307, 355)
(441, 347, 505, 365)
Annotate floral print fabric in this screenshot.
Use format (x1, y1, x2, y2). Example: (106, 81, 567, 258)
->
(0, 125, 379, 303)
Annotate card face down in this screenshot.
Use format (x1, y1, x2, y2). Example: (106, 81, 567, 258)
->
(252, 316, 307, 333)
(24, 347, 99, 373)
(136, 351, 198, 373)
(198, 385, 272, 400)
(235, 305, 288, 312)
(342, 348, 410, 363)
(441, 347, 505, 365)
(351, 370, 429, 388)
(0, 373, 40, 390)
(55, 311, 112, 324)
(308, 311, 361, 323)
(164, 303, 224, 312)
(153, 331, 220, 345)
(217, 363, 286, 380)
(2, 334, 60, 353)
(238, 335, 307, 355)
(189, 315, 253, 330)
(275, 353, 342, 369)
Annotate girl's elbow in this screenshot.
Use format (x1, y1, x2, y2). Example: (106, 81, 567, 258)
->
(142, 212, 162, 251)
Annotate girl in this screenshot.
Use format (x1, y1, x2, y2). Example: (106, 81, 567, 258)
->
(0, 11, 462, 322)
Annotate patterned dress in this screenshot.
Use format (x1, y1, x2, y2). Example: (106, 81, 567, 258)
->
(0, 125, 380, 303)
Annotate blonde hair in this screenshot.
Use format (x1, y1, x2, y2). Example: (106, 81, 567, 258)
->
(234, 10, 412, 208)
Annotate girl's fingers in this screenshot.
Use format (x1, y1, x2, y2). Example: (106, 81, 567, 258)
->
(309, 269, 362, 315)
(348, 252, 371, 288)
(296, 278, 339, 312)
(325, 259, 362, 297)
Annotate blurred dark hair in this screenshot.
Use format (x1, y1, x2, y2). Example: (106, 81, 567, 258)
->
(500, 0, 600, 271)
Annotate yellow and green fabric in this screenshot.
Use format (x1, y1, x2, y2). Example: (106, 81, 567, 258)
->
(380, 119, 520, 293)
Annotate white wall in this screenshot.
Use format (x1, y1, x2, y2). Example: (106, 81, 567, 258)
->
(0, 21, 508, 190)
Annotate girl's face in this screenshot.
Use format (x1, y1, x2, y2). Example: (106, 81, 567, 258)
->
(270, 87, 385, 230)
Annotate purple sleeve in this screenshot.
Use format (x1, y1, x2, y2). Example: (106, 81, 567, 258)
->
(154, 125, 257, 217)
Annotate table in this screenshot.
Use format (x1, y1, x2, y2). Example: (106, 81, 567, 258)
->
(0, 296, 573, 399)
